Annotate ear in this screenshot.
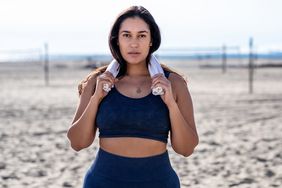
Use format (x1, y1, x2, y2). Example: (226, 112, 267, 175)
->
(149, 42, 152, 46)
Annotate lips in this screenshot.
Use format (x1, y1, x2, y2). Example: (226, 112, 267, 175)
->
(128, 52, 141, 58)
(128, 52, 141, 54)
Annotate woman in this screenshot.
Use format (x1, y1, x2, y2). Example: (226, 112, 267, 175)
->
(67, 6, 199, 188)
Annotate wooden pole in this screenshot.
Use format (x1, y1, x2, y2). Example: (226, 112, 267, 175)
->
(248, 38, 254, 94)
(44, 43, 49, 86)
(222, 44, 227, 73)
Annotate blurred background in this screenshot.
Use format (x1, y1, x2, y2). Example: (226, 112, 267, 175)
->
(0, 0, 281, 187)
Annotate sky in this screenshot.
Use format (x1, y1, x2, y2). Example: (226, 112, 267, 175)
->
(0, 0, 282, 55)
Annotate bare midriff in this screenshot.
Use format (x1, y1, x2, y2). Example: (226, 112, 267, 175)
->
(99, 137, 167, 157)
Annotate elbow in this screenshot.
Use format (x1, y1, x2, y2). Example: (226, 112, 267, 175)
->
(183, 137, 199, 157)
(70, 143, 84, 152)
(182, 152, 191, 157)
(68, 136, 85, 152)
(66, 123, 96, 152)
(182, 147, 196, 157)
(182, 148, 195, 157)
(67, 130, 84, 152)
(181, 148, 194, 157)
(67, 130, 94, 152)
(173, 145, 196, 158)
(194, 135, 199, 149)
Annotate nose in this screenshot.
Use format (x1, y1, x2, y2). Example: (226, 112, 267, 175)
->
(130, 39, 139, 48)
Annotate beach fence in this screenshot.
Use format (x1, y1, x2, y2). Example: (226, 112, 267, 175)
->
(159, 45, 241, 72)
(160, 43, 257, 93)
(1, 39, 281, 93)
(246, 37, 282, 94)
(248, 38, 254, 94)
(43, 43, 49, 86)
(159, 39, 282, 94)
(0, 45, 51, 85)
(0, 44, 113, 86)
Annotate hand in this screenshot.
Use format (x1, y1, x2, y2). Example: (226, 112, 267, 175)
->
(93, 71, 118, 101)
(78, 73, 99, 96)
(151, 73, 176, 107)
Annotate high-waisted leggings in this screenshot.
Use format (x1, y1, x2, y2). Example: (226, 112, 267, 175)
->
(83, 147, 180, 188)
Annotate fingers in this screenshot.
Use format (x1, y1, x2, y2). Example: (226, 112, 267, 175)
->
(97, 72, 119, 94)
(152, 86, 165, 95)
(151, 73, 163, 79)
(151, 74, 169, 88)
(98, 72, 116, 86)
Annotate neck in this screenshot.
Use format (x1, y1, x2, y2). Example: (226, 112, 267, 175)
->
(125, 61, 150, 77)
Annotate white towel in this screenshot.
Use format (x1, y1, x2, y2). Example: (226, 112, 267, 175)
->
(103, 54, 164, 95)
(148, 55, 165, 95)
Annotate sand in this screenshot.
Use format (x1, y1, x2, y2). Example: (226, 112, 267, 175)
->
(0, 59, 281, 188)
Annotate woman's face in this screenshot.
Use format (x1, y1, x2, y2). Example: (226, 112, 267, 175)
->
(118, 17, 151, 65)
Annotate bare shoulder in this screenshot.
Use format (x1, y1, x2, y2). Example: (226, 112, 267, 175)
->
(168, 72, 187, 89)
(168, 72, 189, 101)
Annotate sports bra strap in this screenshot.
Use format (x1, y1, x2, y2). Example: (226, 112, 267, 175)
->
(164, 70, 170, 78)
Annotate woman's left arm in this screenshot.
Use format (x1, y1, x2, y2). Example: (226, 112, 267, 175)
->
(152, 73, 199, 157)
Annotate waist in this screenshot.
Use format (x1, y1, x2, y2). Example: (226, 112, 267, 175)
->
(91, 147, 173, 181)
(99, 137, 167, 157)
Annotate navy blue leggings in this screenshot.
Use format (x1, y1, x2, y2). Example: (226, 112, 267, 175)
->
(83, 147, 180, 188)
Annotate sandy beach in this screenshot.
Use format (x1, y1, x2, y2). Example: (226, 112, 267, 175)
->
(0, 59, 281, 188)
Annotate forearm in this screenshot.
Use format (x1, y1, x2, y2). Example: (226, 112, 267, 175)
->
(168, 101, 198, 156)
(67, 95, 100, 150)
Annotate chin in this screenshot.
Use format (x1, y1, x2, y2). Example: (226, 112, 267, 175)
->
(125, 57, 145, 65)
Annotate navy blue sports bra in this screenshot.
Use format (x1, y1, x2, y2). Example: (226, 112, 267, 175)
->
(95, 70, 171, 143)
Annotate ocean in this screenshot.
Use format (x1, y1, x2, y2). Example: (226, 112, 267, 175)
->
(1, 52, 282, 68)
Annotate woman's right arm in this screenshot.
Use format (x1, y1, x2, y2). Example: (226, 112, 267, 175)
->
(67, 72, 116, 151)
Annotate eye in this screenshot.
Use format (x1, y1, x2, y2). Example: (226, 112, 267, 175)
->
(122, 33, 131, 38)
(138, 34, 146, 38)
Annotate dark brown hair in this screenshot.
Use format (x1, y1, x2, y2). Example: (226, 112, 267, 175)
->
(78, 6, 186, 96)
(109, 6, 161, 77)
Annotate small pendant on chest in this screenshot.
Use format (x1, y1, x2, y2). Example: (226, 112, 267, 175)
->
(136, 87, 142, 93)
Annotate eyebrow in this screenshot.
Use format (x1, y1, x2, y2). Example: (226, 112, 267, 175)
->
(120, 30, 149, 34)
